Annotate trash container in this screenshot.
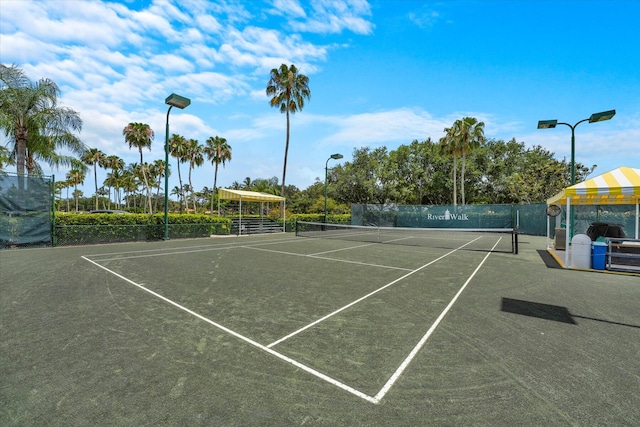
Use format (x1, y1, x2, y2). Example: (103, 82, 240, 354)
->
(592, 241, 608, 270)
(571, 234, 592, 269)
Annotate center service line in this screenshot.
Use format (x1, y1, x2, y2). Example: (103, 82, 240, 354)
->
(81, 256, 378, 404)
(267, 236, 482, 348)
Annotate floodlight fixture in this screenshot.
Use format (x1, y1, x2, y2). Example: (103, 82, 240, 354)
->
(537, 109, 615, 185)
(588, 109, 616, 123)
(165, 93, 191, 109)
(537, 119, 558, 129)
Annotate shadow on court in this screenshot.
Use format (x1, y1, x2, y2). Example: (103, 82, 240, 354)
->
(537, 249, 562, 269)
(502, 297, 640, 329)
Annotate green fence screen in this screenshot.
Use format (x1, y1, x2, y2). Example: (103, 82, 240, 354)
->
(0, 173, 53, 248)
(351, 203, 548, 235)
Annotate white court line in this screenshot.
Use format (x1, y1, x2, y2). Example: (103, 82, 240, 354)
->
(81, 255, 378, 404)
(243, 245, 413, 271)
(266, 236, 483, 348)
(82, 235, 498, 404)
(85, 236, 303, 262)
(307, 242, 378, 256)
(372, 237, 502, 403)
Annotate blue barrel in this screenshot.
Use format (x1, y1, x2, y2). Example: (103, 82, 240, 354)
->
(591, 242, 608, 270)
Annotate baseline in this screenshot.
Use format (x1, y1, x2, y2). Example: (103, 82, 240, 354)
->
(81, 235, 500, 404)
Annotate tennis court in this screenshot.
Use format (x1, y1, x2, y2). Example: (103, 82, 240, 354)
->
(1, 229, 639, 425)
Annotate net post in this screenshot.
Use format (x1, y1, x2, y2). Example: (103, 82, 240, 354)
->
(51, 174, 56, 247)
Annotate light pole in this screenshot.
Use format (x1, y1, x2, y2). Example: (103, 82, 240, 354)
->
(537, 110, 615, 185)
(538, 110, 615, 249)
(324, 153, 343, 223)
(164, 93, 191, 240)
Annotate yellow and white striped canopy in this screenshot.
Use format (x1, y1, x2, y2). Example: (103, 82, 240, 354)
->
(547, 166, 640, 205)
(218, 188, 285, 203)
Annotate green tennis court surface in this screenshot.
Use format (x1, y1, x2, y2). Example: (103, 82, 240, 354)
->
(1, 232, 639, 425)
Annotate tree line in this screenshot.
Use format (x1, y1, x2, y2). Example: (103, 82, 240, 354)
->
(2, 63, 586, 216)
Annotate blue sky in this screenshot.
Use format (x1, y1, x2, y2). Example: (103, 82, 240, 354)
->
(1, 0, 639, 197)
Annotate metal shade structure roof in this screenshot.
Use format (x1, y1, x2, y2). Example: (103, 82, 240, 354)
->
(547, 167, 640, 206)
(218, 188, 285, 203)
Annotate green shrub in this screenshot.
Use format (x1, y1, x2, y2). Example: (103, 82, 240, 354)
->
(54, 213, 231, 246)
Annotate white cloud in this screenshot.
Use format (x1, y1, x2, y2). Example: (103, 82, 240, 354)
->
(269, 0, 307, 18)
(149, 54, 195, 74)
(311, 108, 446, 147)
(289, 0, 374, 35)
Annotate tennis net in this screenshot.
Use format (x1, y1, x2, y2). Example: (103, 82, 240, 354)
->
(295, 221, 518, 254)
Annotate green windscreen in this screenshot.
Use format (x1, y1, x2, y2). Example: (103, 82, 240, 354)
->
(0, 173, 53, 248)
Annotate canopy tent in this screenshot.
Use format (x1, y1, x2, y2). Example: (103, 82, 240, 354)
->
(547, 166, 640, 206)
(547, 166, 640, 267)
(217, 189, 286, 234)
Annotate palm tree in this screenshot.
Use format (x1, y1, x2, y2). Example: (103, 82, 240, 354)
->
(66, 168, 85, 213)
(170, 185, 182, 211)
(242, 177, 252, 190)
(22, 133, 86, 177)
(64, 178, 73, 212)
(123, 122, 154, 213)
(104, 170, 119, 209)
(123, 164, 141, 211)
(203, 136, 232, 214)
(104, 155, 124, 208)
(185, 139, 203, 213)
(439, 126, 461, 206)
(439, 117, 485, 205)
(169, 134, 188, 213)
(149, 159, 167, 212)
(266, 63, 310, 198)
(81, 148, 106, 210)
(0, 64, 84, 181)
(456, 117, 485, 206)
(54, 180, 66, 211)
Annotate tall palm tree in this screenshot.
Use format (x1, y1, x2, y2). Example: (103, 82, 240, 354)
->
(0, 64, 84, 181)
(81, 147, 106, 210)
(456, 117, 485, 206)
(203, 135, 232, 213)
(266, 63, 310, 198)
(123, 122, 154, 213)
(169, 133, 188, 213)
(66, 168, 85, 213)
(185, 139, 203, 213)
(439, 126, 461, 206)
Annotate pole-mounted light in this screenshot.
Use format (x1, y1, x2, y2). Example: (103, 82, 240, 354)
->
(537, 109, 615, 185)
(164, 93, 191, 240)
(324, 153, 343, 224)
(537, 109, 615, 246)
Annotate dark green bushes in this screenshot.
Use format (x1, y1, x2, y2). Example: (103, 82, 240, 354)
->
(54, 213, 231, 246)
